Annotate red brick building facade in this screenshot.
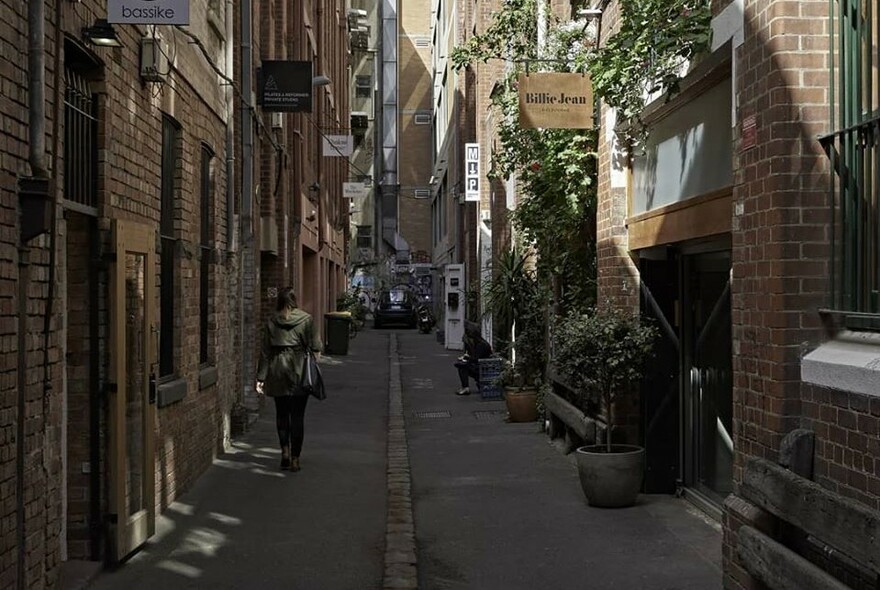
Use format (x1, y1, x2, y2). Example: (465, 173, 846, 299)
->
(594, 0, 879, 587)
(2, 0, 348, 586)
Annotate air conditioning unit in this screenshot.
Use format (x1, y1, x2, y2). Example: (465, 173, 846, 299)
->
(140, 37, 168, 83)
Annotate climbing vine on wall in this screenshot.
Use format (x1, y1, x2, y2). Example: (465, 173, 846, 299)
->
(450, 0, 713, 310)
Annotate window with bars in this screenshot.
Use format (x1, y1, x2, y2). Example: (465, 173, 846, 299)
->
(160, 115, 181, 378)
(63, 69, 98, 212)
(821, 0, 880, 324)
(200, 144, 215, 365)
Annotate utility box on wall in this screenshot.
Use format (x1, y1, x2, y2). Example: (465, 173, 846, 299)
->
(443, 263, 464, 351)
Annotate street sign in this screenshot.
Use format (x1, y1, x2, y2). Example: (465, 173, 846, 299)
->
(464, 143, 480, 202)
(258, 61, 312, 112)
(343, 182, 367, 199)
(323, 135, 354, 157)
(108, 0, 189, 24)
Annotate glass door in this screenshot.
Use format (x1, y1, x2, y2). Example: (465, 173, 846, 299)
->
(108, 219, 157, 562)
(682, 251, 733, 503)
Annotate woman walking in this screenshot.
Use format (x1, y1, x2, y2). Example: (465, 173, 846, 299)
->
(256, 287, 322, 471)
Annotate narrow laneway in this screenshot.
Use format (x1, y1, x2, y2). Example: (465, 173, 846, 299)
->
(87, 327, 722, 590)
(398, 330, 723, 589)
(88, 329, 390, 590)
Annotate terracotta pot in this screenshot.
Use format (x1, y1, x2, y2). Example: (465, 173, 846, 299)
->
(504, 387, 538, 422)
(575, 444, 645, 508)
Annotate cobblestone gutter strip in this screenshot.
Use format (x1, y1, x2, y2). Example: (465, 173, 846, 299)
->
(383, 334, 418, 589)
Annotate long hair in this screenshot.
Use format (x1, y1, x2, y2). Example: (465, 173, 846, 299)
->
(276, 287, 298, 312)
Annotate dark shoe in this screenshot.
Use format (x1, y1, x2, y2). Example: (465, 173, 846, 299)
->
(280, 446, 291, 470)
(290, 457, 301, 472)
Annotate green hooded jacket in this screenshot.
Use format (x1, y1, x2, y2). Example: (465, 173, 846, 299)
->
(256, 309, 323, 397)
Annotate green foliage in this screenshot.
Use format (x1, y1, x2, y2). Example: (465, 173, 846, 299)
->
(552, 309, 658, 451)
(514, 129, 598, 311)
(450, 0, 539, 68)
(483, 249, 547, 388)
(336, 288, 368, 326)
(587, 0, 713, 144)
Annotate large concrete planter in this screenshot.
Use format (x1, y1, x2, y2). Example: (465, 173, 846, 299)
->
(504, 387, 538, 422)
(575, 445, 645, 508)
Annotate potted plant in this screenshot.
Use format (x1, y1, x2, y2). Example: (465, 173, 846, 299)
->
(553, 308, 657, 507)
(483, 248, 547, 422)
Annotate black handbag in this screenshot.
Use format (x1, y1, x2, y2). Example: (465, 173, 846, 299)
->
(298, 334, 326, 400)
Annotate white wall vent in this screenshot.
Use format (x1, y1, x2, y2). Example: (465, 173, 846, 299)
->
(413, 188, 430, 199)
(413, 112, 431, 125)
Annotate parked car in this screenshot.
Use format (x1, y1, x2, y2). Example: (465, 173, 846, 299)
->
(374, 289, 417, 329)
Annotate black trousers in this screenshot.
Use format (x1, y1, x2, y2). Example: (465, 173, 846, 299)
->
(454, 360, 479, 388)
(273, 395, 309, 456)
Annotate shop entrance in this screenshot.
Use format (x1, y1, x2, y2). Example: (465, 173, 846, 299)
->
(682, 251, 733, 506)
(640, 244, 733, 512)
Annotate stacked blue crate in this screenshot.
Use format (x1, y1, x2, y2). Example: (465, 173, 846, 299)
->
(478, 358, 503, 400)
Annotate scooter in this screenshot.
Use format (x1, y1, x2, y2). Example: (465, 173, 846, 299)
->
(416, 302, 436, 334)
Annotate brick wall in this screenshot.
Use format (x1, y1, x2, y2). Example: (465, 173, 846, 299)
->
(1, 0, 245, 584)
(801, 385, 880, 511)
(730, 0, 831, 478)
(722, 1, 862, 588)
(595, 0, 640, 316)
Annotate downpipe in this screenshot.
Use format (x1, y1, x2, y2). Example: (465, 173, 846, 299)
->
(17, 0, 49, 586)
(16, 249, 29, 590)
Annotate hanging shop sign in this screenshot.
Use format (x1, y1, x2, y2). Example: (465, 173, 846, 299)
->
(343, 182, 367, 199)
(258, 61, 312, 112)
(108, 0, 189, 24)
(323, 135, 354, 157)
(518, 73, 593, 129)
(464, 143, 480, 202)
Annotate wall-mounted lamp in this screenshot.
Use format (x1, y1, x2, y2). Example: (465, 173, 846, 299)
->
(83, 19, 122, 47)
(308, 182, 320, 192)
(428, 175, 437, 185)
(312, 75, 332, 87)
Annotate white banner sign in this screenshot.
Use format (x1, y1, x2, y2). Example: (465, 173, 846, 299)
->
(108, 0, 190, 24)
(322, 135, 353, 157)
(343, 182, 367, 199)
(464, 143, 480, 202)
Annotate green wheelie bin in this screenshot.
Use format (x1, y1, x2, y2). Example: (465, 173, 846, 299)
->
(324, 311, 352, 355)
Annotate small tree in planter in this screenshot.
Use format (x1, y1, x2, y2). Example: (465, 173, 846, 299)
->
(553, 308, 658, 507)
(484, 248, 548, 421)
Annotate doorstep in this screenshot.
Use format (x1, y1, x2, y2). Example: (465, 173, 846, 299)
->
(59, 559, 103, 590)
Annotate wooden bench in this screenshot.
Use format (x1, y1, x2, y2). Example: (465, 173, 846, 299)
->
(734, 429, 880, 590)
(544, 366, 604, 453)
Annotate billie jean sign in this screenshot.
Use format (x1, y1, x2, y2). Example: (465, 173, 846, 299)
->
(108, 0, 190, 24)
(518, 73, 593, 129)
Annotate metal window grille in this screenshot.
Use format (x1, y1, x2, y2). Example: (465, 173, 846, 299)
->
(199, 144, 214, 365)
(63, 69, 98, 212)
(159, 116, 180, 377)
(821, 0, 880, 320)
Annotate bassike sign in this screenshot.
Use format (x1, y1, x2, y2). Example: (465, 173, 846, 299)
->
(464, 143, 480, 202)
(108, 0, 190, 25)
(518, 73, 593, 129)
